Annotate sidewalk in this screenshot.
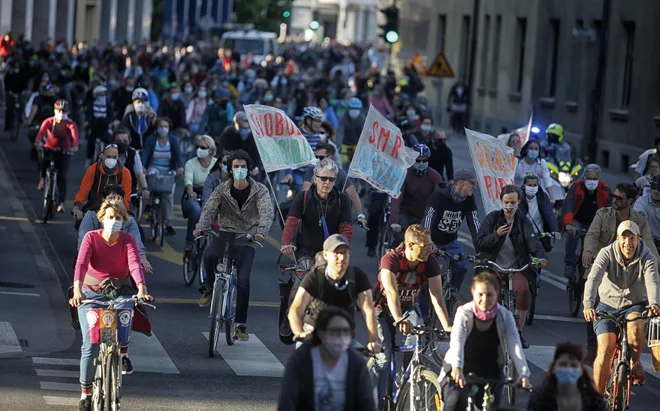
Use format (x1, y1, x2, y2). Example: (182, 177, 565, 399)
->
(0, 146, 75, 357)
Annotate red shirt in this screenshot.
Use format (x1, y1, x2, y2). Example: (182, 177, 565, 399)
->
(74, 230, 145, 288)
(35, 117, 79, 151)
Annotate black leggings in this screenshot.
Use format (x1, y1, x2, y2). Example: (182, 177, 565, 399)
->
(40, 149, 70, 203)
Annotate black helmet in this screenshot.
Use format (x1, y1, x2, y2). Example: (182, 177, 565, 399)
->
(651, 174, 660, 186)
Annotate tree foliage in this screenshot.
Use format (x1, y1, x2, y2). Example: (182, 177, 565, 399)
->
(234, 0, 292, 33)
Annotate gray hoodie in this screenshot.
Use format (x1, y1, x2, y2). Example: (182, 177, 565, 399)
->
(584, 240, 660, 310)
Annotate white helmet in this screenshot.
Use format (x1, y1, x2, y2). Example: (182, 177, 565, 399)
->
(131, 87, 148, 101)
(93, 85, 107, 97)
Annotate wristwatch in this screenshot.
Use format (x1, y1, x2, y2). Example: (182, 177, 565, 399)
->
(357, 214, 366, 219)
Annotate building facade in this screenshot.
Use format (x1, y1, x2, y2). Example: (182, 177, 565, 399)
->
(419, 0, 660, 173)
(290, 0, 379, 43)
(0, 0, 152, 45)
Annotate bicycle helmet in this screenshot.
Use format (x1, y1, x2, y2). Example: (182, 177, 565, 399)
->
(131, 87, 149, 101)
(302, 106, 324, 121)
(546, 123, 564, 142)
(348, 97, 362, 109)
(53, 99, 70, 113)
(213, 88, 230, 100)
(651, 174, 660, 186)
(93, 85, 107, 97)
(413, 143, 431, 159)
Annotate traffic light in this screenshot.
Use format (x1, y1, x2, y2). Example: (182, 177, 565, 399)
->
(309, 11, 321, 30)
(379, 6, 400, 44)
(282, 11, 290, 18)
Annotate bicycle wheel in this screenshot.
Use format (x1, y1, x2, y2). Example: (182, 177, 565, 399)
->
(225, 263, 237, 346)
(568, 262, 583, 317)
(42, 175, 53, 223)
(527, 280, 537, 326)
(506, 357, 517, 405)
(92, 353, 105, 411)
(10, 115, 20, 142)
(149, 205, 158, 241)
(610, 362, 629, 411)
(182, 251, 197, 286)
(395, 368, 443, 411)
(158, 213, 165, 247)
(104, 351, 120, 411)
(208, 277, 223, 357)
(378, 227, 393, 259)
(430, 292, 460, 366)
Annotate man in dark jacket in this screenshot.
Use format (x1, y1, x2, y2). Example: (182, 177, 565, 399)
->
(157, 84, 187, 131)
(219, 111, 261, 174)
(428, 129, 453, 182)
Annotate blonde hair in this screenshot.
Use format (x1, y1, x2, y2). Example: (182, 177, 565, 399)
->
(197, 134, 216, 156)
(97, 199, 130, 223)
(404, 224, 431, 243)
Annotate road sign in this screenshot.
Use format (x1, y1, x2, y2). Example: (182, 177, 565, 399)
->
(425, 52, 454, 78)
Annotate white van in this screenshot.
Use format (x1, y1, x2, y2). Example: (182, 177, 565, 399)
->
(219, 31, 278, 64)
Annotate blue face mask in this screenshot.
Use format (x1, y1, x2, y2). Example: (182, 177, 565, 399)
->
(239, 129, 250, 139)
(233, 168, 248, 182)
(554, 366, 582, 386)
(221, 164, 228, 174)
(527, 149, 539, 159)
(413, 163, 428, 172)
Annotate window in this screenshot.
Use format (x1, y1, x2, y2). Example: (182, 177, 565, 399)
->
(621, 21, 635, 109)
(479, 15, 491, 88)
(548, 19, 560, 97)
(567, 19, 584, 102)
(513, 17, 527, 92)
(459, 15, 471, 80)
(489, 15, 502, 90)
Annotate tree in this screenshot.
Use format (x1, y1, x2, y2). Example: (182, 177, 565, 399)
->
(234, 0, 292, 33)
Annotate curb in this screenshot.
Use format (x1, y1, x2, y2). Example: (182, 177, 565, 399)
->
(0, 146, 76, 357)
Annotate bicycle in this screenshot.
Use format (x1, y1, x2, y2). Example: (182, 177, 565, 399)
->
(465, 373, 532, 411)
(376, 196, 393, 259)
(146, 172, 176, 247)
(204, 230, 262, 356)
(129, 191, 143, 224)
(595, 307, 658, 411)
(473, 258, 538, 406)
(528, 231, 559, 325)
(183, 226, 207, 287)
(38, 147, 73, 223)
(7, 90, 23, 142)
(567, 228, 589, 317)
(81, 295, 156, 411)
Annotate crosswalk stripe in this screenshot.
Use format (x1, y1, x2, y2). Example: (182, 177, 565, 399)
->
(533, 315, 584, 323)
(32, 358, 79, 366)
(202, 332, 285, 377)
(36, 369, 78, 378)
(43, 396, 79, 406)
(39, 382, 80, 392)
(0, 322, 22, 354)
(125, 332, 180, 374)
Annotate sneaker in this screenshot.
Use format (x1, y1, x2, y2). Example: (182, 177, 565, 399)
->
(121, 356, 133, 375)
(519, 332, 530, 349)
(632, 361, 646, 385)
(199, 290, 212, 307)
(57, 202, 65, 213)
(78, 396, 91, 411)
(166, 226, 176, 236)
(367, 247, 376, 258)
(235, 324, 249, 341)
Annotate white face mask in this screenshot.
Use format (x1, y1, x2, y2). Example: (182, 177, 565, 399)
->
(421, 124, 432, 132)
(54, 112, 64, 121)
(134, 102, 145, 113)
(157, 127, 169, 137)
(525, 185, 539, 197)
(349, 109, 360, 119)
(323, 335, 351, 356)
(198, 91, 207, 98)
(104, 158, 118, 169)
(184, 86, 193, 94)
(103, 219, 123, 233)
(197, 148, 210, 158)
(585, 180, 599, 191)
(318, 133, 327, 142)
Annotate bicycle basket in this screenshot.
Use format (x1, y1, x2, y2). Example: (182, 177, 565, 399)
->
(648, 318, 660, 371)
(146, 173, 176, 194)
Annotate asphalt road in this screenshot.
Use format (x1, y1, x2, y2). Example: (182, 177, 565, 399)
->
(1, 126, 660, 411)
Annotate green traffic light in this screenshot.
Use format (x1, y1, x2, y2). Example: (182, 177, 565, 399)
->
(385, 30, 399, 43)
(309, 20, 320, 30)
(283, 11, 290, 18)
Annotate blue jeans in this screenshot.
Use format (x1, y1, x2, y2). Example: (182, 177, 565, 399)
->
(436, 240, 467, 290)
(182, 198, 202, 243)
(563, 220, 584, 280)
(77, 290, 132, 385)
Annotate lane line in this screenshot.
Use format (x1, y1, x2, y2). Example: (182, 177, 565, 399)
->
(202, 332, 284, 377)
(32, 358, 79, 366)
(43, 396, 79, 406)
(39, 381, 80, 392)
(36, 369, 79, 378)
(533, 315, 584, 324)
(0, 291, 41, 297)
(156, 297, 279, 307)
(127, 332, 180, 374)
(0, 322, 22, 353)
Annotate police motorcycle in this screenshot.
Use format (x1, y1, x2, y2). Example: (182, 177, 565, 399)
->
(542, 124, 584, 218)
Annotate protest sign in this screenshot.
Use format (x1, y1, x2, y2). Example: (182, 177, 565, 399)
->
(496, 112, 534, 146)
(466, 128, 517, 214)
(347, 105, 419, 199)
(243, 104, 315, 173)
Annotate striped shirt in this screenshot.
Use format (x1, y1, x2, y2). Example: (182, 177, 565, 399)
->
(151, 139, 172, 173)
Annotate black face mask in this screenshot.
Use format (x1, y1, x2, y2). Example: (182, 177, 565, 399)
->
(116, 143, 129, 154)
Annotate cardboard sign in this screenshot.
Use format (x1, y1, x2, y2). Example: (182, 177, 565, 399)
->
(425, 52, 454, 78)
(466, 128, 517, 214)
(347, 106, 419, 199)
(243, 105, 315, 173)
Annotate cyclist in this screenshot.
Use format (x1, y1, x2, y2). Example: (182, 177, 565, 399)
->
(540, 123, 576, 163)
(562, 164, 612, 281)
(287, 234, 379, 351)
(70, 200, 152, 411)
(441, 272, 531, 410)
(583, 220, 660, 393)
(514, 139, 555, 203)
(634, 157, 660, 198)
(183, 135, 217, 251)
(337, 97, 365, 167)
(199, 88, 234, 139)
(193, 149, 273, 341)
(72, 144, 132, 222)
(26, 82, 58, 161)
(422, 169, 480, 290)
(632, 174, 660, 252)
(633, 136, 660, 180)
(390, 144, 443, 247)
(281, 106, 325, 193)
(34, 99, 79, 213)
(518, 172, 560, 238)
(476, 185, 548, 348)
(281, 158, 353, 260)
(84, 85, 114, 166)
(157, 84, 187, 132)
(371, 224, 452, 410)
(219, 112, 260, 177)
(112, 126, 150, 216)
(202, 151, 230, 205)
(121, 88, 156, 151)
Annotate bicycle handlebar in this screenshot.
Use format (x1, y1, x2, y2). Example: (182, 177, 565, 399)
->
(531, 232, 557, 239)
(595, 308, 658, 323)
(466, 373, 532, 392)
(194, 230, 264, 248)
(80, 295, 156, 310)
(435, 249, 477, 263)
(475, 259, 533, 274)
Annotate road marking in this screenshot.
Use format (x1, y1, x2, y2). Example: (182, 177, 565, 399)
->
(157, 297, 279, 307)
(128, 332, 180, 374)
(32, 358, 79, 366)
(543, 271, 569, 285)
(39, 381, 80, 392)
(202, 332, 285, 377)
(148, 239, 183, 266)
(43, 396, 79, 406)
(36, 369, 79, 378)
(533, 315, 584, 323)
(540, 274, 566, 290)
(0, 322, 22, 354)
(0, 291, 41, 297)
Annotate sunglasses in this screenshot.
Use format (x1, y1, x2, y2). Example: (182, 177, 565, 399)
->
(316, 175, 337, 183)
(613, 194, 628, 202)
(652, 185, 660, 191)
(196, 145, 209, 150)
(104, 143, 118, 150)
(416, 159, 429, 163)
(315, 155, 327, 160)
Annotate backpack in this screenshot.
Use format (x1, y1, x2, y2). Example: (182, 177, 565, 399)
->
(303, 267, 357, 327)
(373, 246, 427, 310)
(80, 161, 124, 215)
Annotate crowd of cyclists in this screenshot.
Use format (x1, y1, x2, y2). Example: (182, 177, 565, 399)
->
(3, 32, 660, 410)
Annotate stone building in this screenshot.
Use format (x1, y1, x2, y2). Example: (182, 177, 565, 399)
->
(290, 0, 380, 43)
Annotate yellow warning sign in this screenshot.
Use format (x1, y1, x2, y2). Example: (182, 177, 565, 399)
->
(425, 52, 455, 78)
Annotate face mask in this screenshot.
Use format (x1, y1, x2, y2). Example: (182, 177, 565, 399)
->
(421, 125, 432, 132)
(197, 148, 209, 158)
(585, 180, 599, 191)
(198, 91, 207, 98)
(349, 109, 360, 119)
(157, 127, 169, 137)
(125, 86, 134, 92)
(103, 219, 123, 234)
(239, 129, 250, 140)
(233, 168, 248, 182)
(104, 158, 118, 169)
(319, 133, 327, 142)
(473, 303, 498, 321)
(555, 366, 582, 386)
(221, 164, 228, 174)
(117, 143, 128, 155)
(264, 94, 274, 102)
(413, 163, 428, 172)
(323, 335, 351, 356)
(184, 87, 193, 94)
(133, 102, 145, 113)
(54, 112, 64, 121)
(280, 79, 288, 85)
(525, 185, 539, 197)
(406, 110, 416, 118)
(171, 93, 180, 100)
(527, 149, 539, 159)
(503, 204, 518, 213)
(109, 80, 118, 88)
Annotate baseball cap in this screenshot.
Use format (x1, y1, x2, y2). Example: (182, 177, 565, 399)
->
(323, 234, 350, 252)
(454, 169, 478, 184)
(617, 220, 640, 237)
(651, 174, 660, 187)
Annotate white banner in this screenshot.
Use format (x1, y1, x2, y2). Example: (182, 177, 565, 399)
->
(243, 104, 315, 173)
(466, 128, 517, 214)
(347, 105, 419, 199)
(497, 112, 534, 146)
